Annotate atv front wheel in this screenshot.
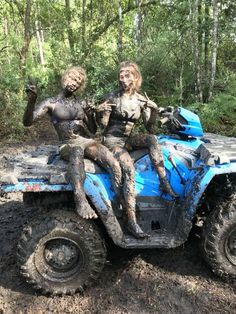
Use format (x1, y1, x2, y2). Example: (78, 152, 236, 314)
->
(17, 210, 106, 295)
(201, 190, 236, 279)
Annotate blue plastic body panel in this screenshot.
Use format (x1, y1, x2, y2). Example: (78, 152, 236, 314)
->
(185, 161, 236, 217)
(1, 135, 235, 220)
(1, 108, 235, 221)
(175, 107, 204, 137)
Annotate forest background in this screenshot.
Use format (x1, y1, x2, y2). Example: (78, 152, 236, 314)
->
(0, 0, 235, 140)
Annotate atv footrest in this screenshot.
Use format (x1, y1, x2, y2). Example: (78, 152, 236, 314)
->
(122, 233, 184, 249)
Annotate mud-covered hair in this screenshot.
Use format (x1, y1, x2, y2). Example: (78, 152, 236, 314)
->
(61, 66, 87, 91)
(118, 61, 142, 91)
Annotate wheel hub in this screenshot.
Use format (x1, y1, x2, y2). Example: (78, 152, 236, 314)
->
(44, 238, 79, 271)
(225, 228, 236, 266)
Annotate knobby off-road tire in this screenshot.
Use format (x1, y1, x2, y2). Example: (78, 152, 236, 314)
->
(17, 210, 106, 295)
(201, 188, 236, 280)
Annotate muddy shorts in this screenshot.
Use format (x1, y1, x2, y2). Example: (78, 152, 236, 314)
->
(59, 137, 96, 161)
(102, 136, 127, 150)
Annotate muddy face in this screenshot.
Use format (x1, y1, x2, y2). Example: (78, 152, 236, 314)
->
(119, 67, 137, 94)
(61, 66, 86, 94)
(64, 74, 84, 93)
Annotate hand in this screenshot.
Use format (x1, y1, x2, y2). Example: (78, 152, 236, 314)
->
(146, 99, 158, 110)
(25, 83, 37, 101)
(96, 101, 116, 112)
(144, 92, 158, 110)
(82, 99, 95, 115)
(85, 105, 95, 115)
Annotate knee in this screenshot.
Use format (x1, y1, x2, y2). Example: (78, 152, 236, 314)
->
(121, 161, 135, 178)
(85, 143, 98, 156)
(70, 146, 84, 159)
(110, 158, 120, 171)
(146, 134, 157, 146)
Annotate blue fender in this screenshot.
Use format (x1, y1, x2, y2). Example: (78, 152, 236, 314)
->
(0, 173, 124, 245)
(0, 173, 115, 216)
(184, 161, 236, 217)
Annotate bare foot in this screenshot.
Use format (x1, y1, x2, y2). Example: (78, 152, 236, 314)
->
(127, 219, 149, 239)
(159, 177, 178, 198)
(76, 202, 98, 219)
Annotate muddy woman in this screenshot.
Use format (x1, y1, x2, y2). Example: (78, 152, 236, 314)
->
(23, 66, 122, 219)
(96, 60, 177, 238)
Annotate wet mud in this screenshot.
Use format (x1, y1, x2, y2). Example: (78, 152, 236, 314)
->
(0, 143, 235, 314)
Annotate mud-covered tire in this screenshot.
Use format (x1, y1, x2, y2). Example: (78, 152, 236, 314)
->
(201, 190, 236, 280)
(17, 210, 106, 295)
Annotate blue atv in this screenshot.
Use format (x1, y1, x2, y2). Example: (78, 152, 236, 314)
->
(1, 107, 236, 295)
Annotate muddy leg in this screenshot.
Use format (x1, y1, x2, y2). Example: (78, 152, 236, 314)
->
(85, 143, 122, 197)
(113, 147, 148, 239)
(126, 135, 178, 198)
(68, 146, 97, 219)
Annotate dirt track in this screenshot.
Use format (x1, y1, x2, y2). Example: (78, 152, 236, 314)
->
(0, 143, 235, 314)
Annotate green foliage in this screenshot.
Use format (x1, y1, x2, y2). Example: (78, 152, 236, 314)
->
(0, 0, 235, 139)
(187, 74, 236, 136)
(187, 92, 236, 137)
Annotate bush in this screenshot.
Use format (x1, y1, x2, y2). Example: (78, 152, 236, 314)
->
(187, 93, 236, 137)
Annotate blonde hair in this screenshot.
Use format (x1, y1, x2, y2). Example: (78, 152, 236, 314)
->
(118, 61, 142, 91)
(61, 66, 87, 91)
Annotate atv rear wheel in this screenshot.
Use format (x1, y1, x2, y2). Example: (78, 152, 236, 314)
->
(17, 210, 106, 295)
(201, 190, 236, 280)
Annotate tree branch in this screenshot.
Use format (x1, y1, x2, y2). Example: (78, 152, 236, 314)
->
(82, 0, 159, 60)
(0, 46, 10, 53)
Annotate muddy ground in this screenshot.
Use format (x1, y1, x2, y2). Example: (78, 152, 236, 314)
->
(0, 141, 235, 314)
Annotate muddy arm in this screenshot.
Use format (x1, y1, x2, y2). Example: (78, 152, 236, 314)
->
(84, 114, 97, 134)
(82, 101, 97, 134)
(142, 105, 158, 133)
(96, 101, 112, 129)
(23, 85, 51, 127)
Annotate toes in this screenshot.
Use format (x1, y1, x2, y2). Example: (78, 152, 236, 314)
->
(89, 212, 98, 219)
(80, 211, 98, 219)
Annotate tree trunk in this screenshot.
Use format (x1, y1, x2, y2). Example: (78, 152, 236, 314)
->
(82, 0, 86, 52)
(208, 0, 219, 101)
(3, 17, 10, 65)
(198, 0, 202, 46)
(65, 0, 75, 56)
(35, 20, 45, 66)
(179, 60, 184, 104)
(134, 0, 142, 58)
(117, 0, 123, 61)
(90, 0, 93, 20)
(191, 0, 203, 102)
(203, 0, 210, 101)
(19, 0, 32, 78)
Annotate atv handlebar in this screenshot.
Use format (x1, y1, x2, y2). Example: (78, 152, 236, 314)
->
(159, 107, 184, 132)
